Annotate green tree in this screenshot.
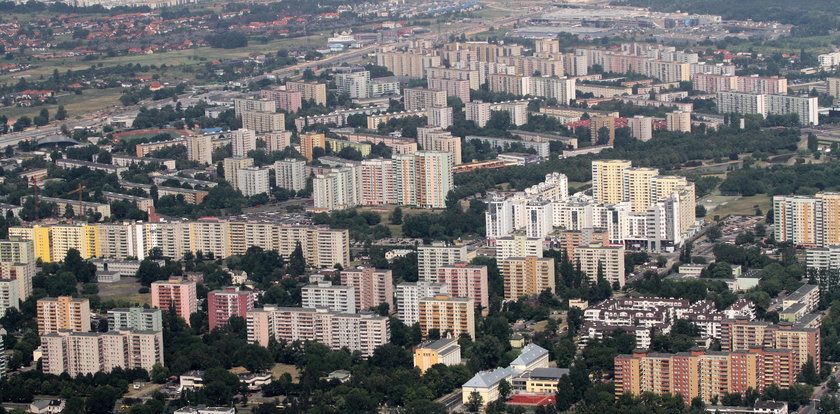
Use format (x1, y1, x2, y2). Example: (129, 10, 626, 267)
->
(150, 363, 170, 383)
(390, 207, 403, 225)
(55, 105, 68, 120)
(288, 242, 306, 276)
(466, 391, 483, 412)
(64, 204, 75, 218)
(707, 225, 722, 242)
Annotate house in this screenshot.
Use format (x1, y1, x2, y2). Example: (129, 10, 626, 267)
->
(29, 399, 65, 414)
(180, 370, 204, 389)
(239, 372, 272, 391)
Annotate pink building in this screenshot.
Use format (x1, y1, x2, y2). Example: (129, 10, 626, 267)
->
(151, 278, 197, 325)
(261, 89, 302, 113)
(428, 77, 471, 103)
(340, 266, 394, 312)
(208, 286, 255, 331)
(437, 262, 489, 315)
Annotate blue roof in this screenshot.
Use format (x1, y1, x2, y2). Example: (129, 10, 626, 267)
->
(463, 366, 513, 388)
(510, 344, 548, 367)
(200, 128, 223, 133)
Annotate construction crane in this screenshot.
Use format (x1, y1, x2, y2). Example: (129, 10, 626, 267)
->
(67, 184, 87, 219)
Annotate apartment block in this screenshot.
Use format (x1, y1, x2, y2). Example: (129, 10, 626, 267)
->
(418, 242, 469, 281)
(500, 256, 555, 299)
(427, 106, 454, 129)
(41, 330, 164, 376)
(11, 220, 350, 269)
(416, 127, 462, 165)
(720, 319, 821, 371)
(428, 77, 471, 103)
(335, 69, 371, 99)
(437, 262, 489, 314)
(231, 129, 257, 158)
(208, 286, 254, 331)
(615, 348, 796, 404)
(233, 98, 275, 117)
(765, 94, 819, 126)
(377, 51, 441, 78)
(392, 151, 453, 209)
(0, 238, 35, 302)
(530, 76, 576, 105)
(274, 159, 307, 192)
(495, 235, 543, 261)
(628, 115, 653, 141)
(341, 266, 393, 312)
(187, 134, 213, 165)
(828, 78, 840, 100)
(285, 81, 327, 105)
(241, 110, 285, 133)
(360, 158, 395, 205)
(236, 167, 270, 197)
(301, 277, 355, 314)
(301, 132, 326, 162)
(108, 307, 163, 332)
(404, 88, 447, 111)
(574, 244, 626, 287)
(623, 167, 659, 213)
(260, 88, 302, 113)
(717, 91, 767, 117)
(151, 278, 197, 325)
(37, 296, 90, 335)
(773, 193, 840, 246)
(395, 281, 449, 326)
(592, 159, 633, 204)
(246, 306, 389, 357)
(223, 157, 254, 191)
(313, 165, 362, 211)
(418, 295, 475, 339)
(465, 101, 491, 127)
(666, 111, 691, 132)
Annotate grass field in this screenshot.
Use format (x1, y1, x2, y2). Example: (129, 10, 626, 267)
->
(97, 277, 150, 306)
(271, 363, 300, 382)
(0, 87, 123, 121)
(706, 194, 771, 219)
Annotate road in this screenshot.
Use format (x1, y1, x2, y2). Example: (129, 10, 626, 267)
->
(437, 390, 463, 412)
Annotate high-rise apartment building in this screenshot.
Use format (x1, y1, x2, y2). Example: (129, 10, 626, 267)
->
(223, 157, 254, 191)
(11, 220, 349, 269)
(274, 159, 307, 191)
(628, 115, 653, 141)
(241, 110, 285, 133)
(376, 51, 441, 78)
(773, 192, 840, 246)
(41, 330, 164, 376)
(428, 78, 471, 103)
(233, 98, 275, 117)
(720, 319, 821, 371)
(246, 306, 389, 357)
(427, 106, 454, 129)
(231, 129, 257, 157)
(574, 244, 626, 287)
(0, 239, 35, 312)
(37, 296, 90, 335)
(300, 132, 326, 162)
(623, 167, 659, 213)
(262, 130, 293, 152)
(418, 242, 469, 281)
(151, 278, 197, 325)
(335, 69, 371, 99)
(530, 76, 576, 105)
(615, 348, 797, 404)
(395, 281, 449, 326)
(360, 158, 394, 205)
(666, 111, 691, 132)
(301, 278, 356, 314)
(437, 262, 489, 314)
(393, 151, 454, 209)
(208, 286, 254, 331)
(717, 91, 767, 117)
(765, 94, 819, 126)
(404, 88, 447, 111)
(285, 81, 327, 106)
(313, 165, 362, 211)
(236, 167, 270, 197)
(418, 295, 475, 339)
(500, 257, 555, 299)
(828, 78, 840, 100)
(260, 88, 302, 113)
(416, 128, 462, 165)
(592, 159, 632, 204)
(465, 101, 491, 127)
(495, 235, 543, 261)
(340, 266, 393, 312)
(187, 134, 213, 165)
(108, 307, 163, 332)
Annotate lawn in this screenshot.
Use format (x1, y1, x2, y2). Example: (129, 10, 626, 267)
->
(271, 363, 300, 382)
(0, 87, 123, 121)
(96, 277, 150, 306)
(706, 194, 771, 219)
